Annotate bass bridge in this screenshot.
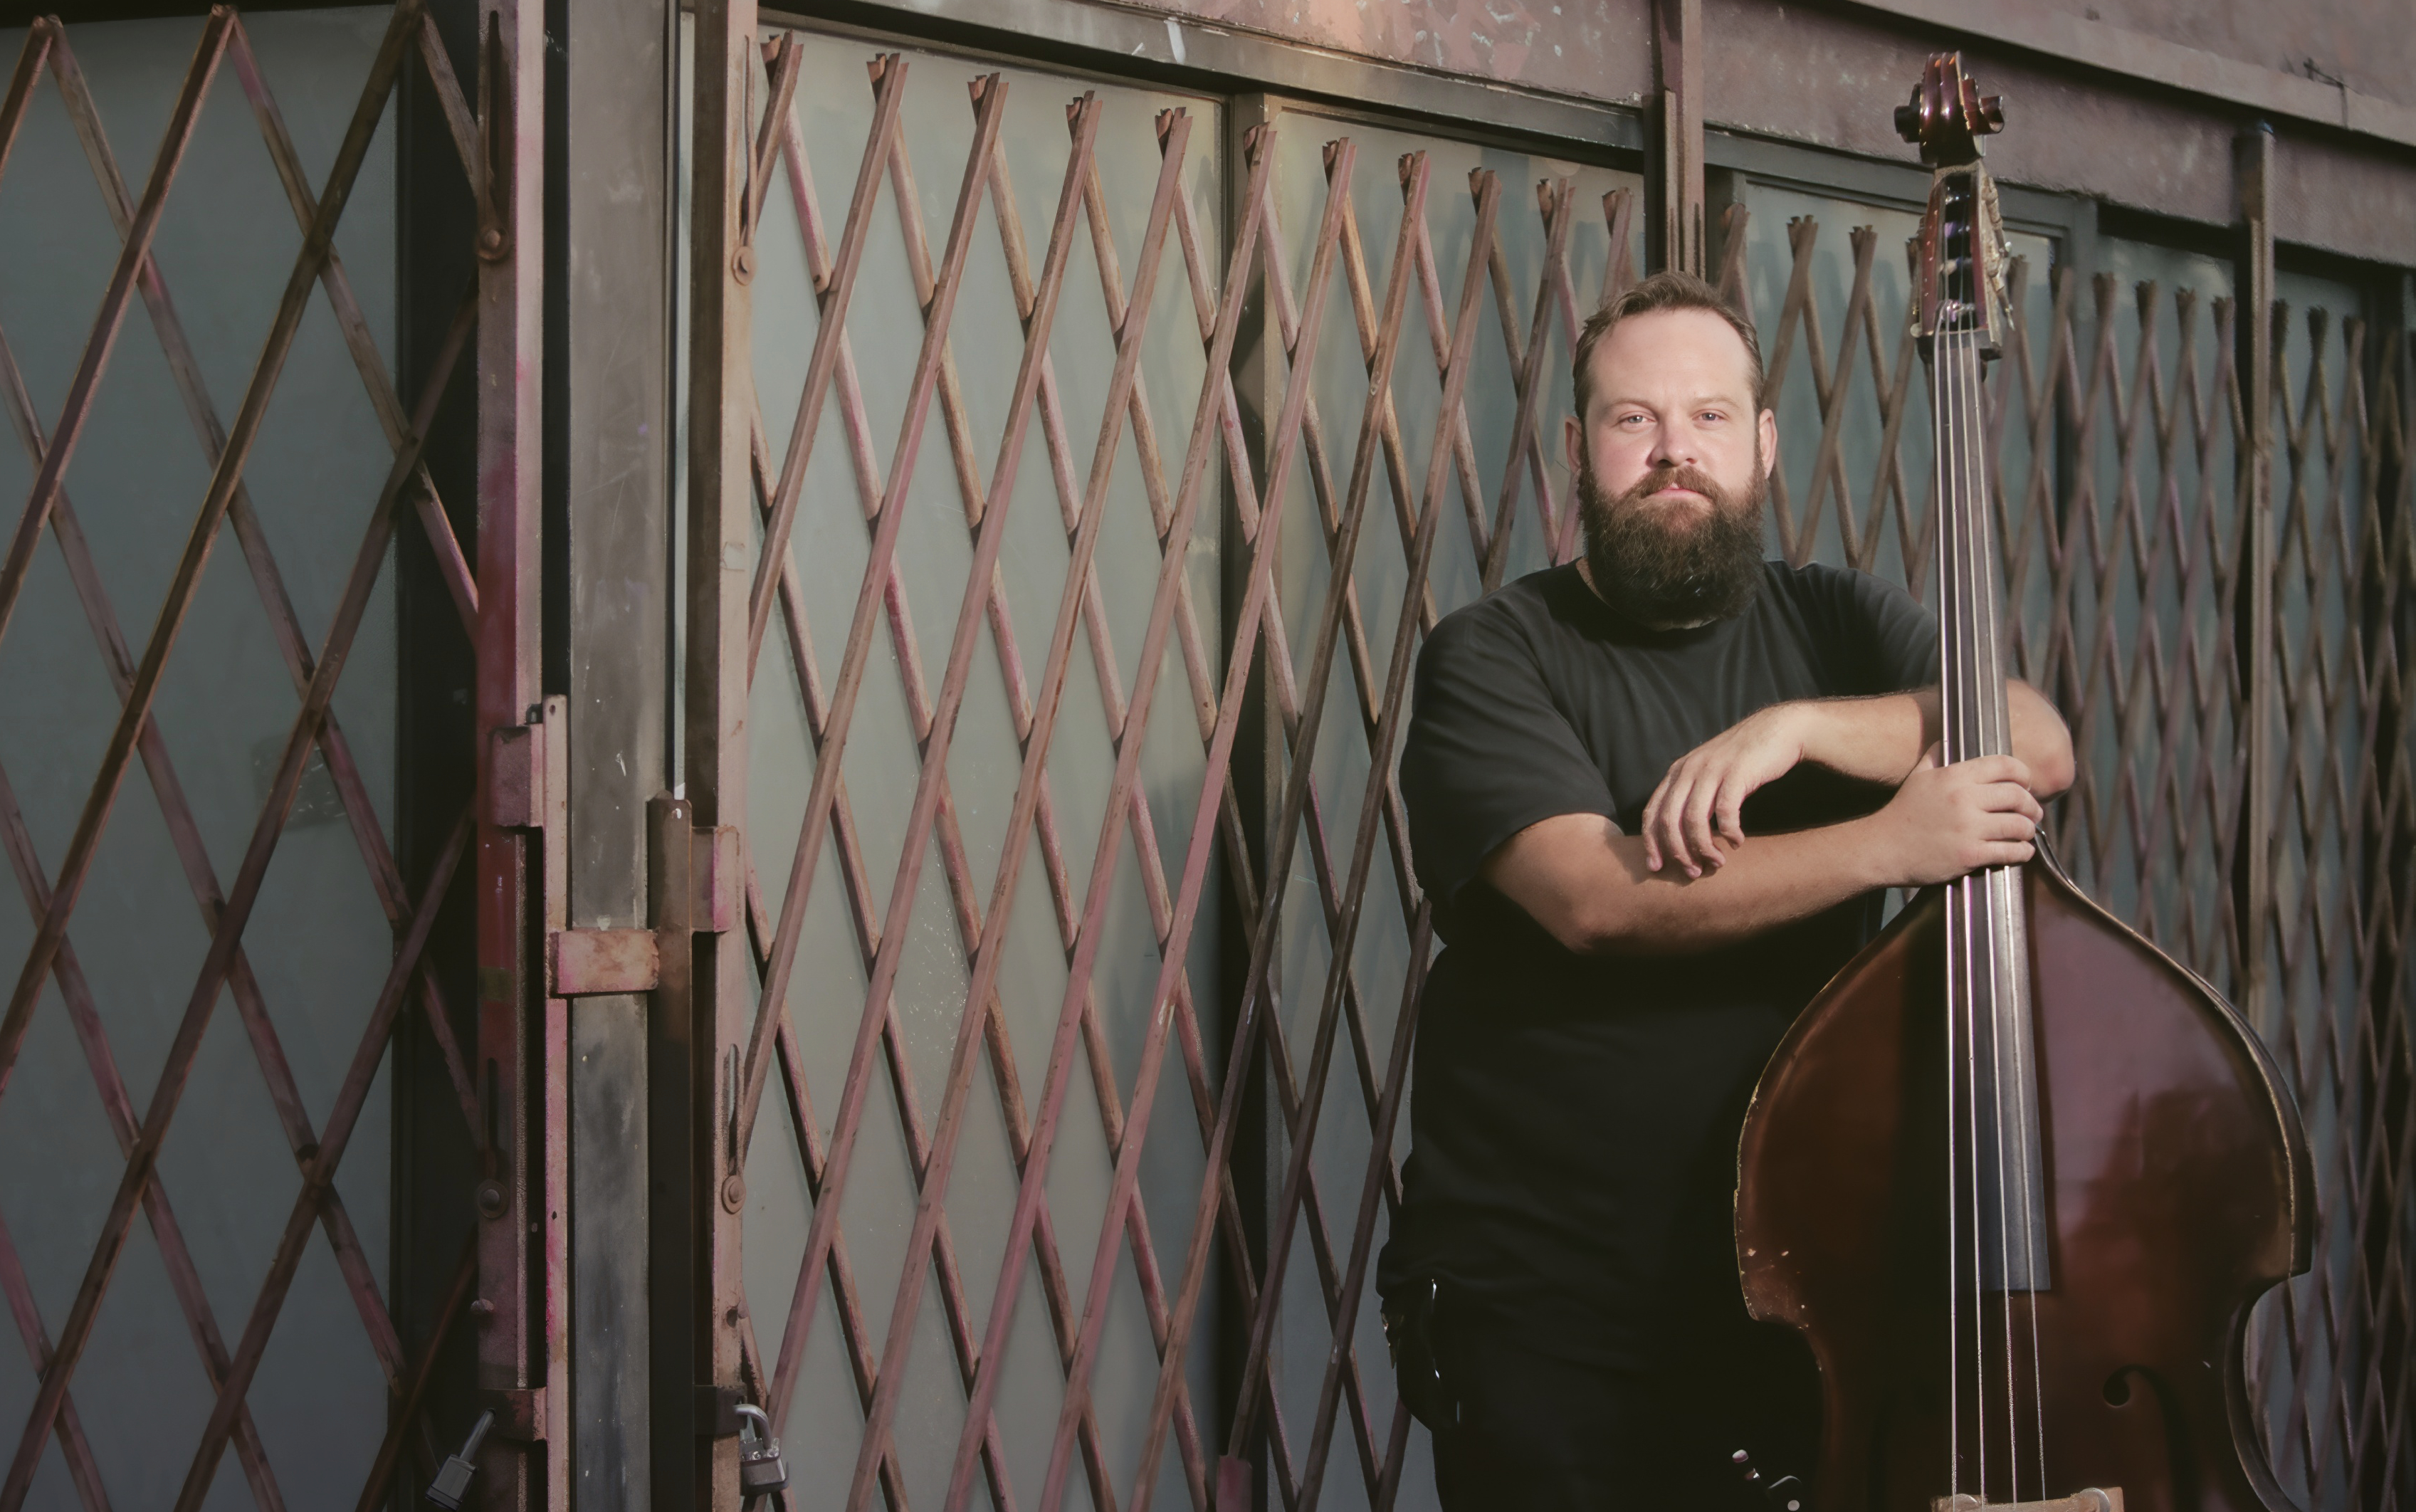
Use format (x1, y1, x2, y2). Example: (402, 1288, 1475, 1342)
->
(1933, 1491, 2125, 1512)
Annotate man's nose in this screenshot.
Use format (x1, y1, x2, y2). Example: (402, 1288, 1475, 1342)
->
(1650, 419, 1700, 469)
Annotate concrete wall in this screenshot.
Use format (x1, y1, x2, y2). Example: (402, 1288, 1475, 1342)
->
(1133, 0, 2413, 266)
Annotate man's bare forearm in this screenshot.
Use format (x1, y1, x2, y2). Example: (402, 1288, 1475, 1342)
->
(1798, 683, 2074, 796)
(1488, 756, 2047, 957)
(1578, 822, 1891, 954)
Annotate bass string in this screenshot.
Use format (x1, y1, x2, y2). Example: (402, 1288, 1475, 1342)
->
(1958, 323, 2023, 1505)
(1965, 315, 2053, 1499)
(1935, 322, 1979, 1503)
(1943, 313, 2052, 1499)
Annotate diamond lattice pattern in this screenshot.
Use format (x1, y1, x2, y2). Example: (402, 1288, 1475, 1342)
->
(727, 30, 1643, 1512)
(0, 7, 492, 1508)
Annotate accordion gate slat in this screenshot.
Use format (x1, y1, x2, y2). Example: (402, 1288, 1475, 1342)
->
(0, 3, 535, 1509)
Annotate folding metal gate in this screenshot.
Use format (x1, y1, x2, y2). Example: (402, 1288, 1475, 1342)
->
(679, 9, 2414, 1512)
(0, 3, 552, 1506)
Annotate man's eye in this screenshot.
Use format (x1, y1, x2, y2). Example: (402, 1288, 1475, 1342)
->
(1617, 412, 1650, 426)
(1698, 411, 1728, 424)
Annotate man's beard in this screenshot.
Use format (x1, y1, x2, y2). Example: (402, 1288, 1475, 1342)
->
(1577, 451, 1769, 628)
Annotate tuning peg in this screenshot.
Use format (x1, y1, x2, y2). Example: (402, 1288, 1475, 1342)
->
(1894, 93, 1922, 143)
(1980, 94, 2005, 130)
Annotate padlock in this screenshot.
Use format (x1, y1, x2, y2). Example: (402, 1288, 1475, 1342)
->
(737, 1402, 789, 1504)
(426, 1409, 493, 1510)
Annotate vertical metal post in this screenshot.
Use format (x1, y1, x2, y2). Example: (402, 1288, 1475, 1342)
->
(560, 0, 676, 1492)
(647, 793, 700, 1508)
(668, 0, 755, 1506)
(1650, 0, 1703, 277)
(539, 693, 572, 1488)
(2233, 122, 2276, 1034)
(472, 0, 548, 1501)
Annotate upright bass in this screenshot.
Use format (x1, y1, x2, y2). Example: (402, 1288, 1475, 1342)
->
(1733, 56, 2313, 1512)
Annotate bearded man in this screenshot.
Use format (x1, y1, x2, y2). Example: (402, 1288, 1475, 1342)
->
(1375, 271, 2075, 1509)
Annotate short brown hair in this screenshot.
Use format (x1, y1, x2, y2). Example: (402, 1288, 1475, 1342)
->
(1570, 271, 1766, 421)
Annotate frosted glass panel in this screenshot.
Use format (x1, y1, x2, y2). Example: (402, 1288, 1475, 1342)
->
(1260, 99, 1644, 1512)
(1743, 182, 2057, 594)
(725, 27, 1225, 1510)
(0, 11, 397, 1509)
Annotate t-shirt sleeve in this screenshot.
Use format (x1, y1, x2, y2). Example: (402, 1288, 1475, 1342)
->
(1832, 567, 1940, 693)
(1399, 610, 1616, 917)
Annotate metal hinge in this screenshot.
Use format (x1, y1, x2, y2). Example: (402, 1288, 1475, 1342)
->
(545, 805, 740, 997)
(488, 714, 547, 830)
(481, 1385, 548, 1443)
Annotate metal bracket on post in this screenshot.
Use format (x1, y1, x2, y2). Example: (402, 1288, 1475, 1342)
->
(1650, 0, 1705, 276)
(2233, 122, 2276, 1038)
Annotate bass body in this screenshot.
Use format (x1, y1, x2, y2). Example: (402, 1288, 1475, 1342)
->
(1734, 849, 2311, 1511)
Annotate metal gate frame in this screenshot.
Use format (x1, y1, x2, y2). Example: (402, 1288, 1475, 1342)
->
(0, 1, 558, 1506)
(672, 6, 2413, 1512)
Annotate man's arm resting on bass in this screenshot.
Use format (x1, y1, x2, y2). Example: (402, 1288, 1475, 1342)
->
(1639, 681, 2074, 877)
(1482, 752, 2047, 957)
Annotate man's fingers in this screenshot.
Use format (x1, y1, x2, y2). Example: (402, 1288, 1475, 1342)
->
(1715, 788, 1747, 847)
(1960, 753, 2036, 789)
(1681, 784, 1718, 871)
(1641, 776, 1672, 871)
(1970, 779, 2046, 821)
(1655, 768, 1704, 874)
(1983, 811, 2039, 843)
(1986, 839, 2039, 867)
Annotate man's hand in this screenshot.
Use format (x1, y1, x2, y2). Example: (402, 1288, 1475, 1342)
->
(1864, 748, 2043, 884)
(1486, 747, 2046, 957)
(1638, 703, 1810, 878)
(1640, 684, 2074, 875)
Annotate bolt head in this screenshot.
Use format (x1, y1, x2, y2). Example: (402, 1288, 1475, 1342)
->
(476, 1180, 509, 1219)
(721, 1173, 747, 1212)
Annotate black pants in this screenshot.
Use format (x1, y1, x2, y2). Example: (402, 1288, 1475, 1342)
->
(1412, 1311, 1816, 1511)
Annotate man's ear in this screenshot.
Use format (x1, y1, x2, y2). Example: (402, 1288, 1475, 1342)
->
(1564, 412, 1585, 476)
(1757, 407, 1779, 477)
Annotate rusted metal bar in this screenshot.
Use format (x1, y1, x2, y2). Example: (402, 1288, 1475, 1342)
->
(753, 76, 1188, 1503)
(1217, 171, 1501, 1497)
(1297, 908, 1434, 1509)
(818, 90, 1155, 1511)
(221, 17, 479, 631)
(414, 10, 480, 194)
(676, 2, 762, 1506)
(168, 812, 473, 1511)
(0, 1209, 108, 1512)
(1040, 145, 1423, 1512)
(737, 60, 1010, 1385)
(21, 38, 436, 1392)
(1481, 174, 1576, 591)
(2234, 123, 2277, 1030)
(742, 54, 909, 675)
(1650, 0, 1703, 275)
(1404, 182, 1503, 575)
(1792, 225, 1884, 567)
(0, 23, 58, 187)
(473, 0, 546, 1498)
(0, 15, 443, 1499)
(0, 9, 229, 656)
(350, 1234, 479, 1512)
(0, 345, 330, 1512)
(942, 117, 1283, 1511)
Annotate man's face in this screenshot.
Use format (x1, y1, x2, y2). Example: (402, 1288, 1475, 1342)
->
(1563, 308, 1779, 626)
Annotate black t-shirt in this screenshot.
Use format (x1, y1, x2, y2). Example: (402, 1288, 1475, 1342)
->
(1377, 559, 1938, 1368)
